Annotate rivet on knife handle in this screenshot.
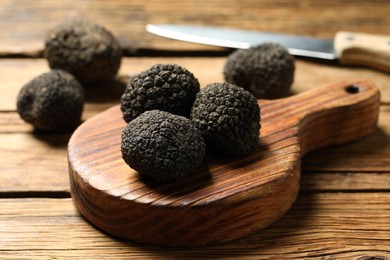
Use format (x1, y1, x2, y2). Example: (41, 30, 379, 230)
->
(334, 31, 390, 73)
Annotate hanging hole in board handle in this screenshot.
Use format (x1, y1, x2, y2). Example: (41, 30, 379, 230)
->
(345, 84, 361, 94)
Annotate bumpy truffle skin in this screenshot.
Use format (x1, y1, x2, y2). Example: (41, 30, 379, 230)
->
(121, 110, 206, 182)
(223, 43, 294, 99)
(44, 19, 122, 84)
(190, 83, 260, 156)
(17, 70, 84, 132)
(120, 64, 200, 122)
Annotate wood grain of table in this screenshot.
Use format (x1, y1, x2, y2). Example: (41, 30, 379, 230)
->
(0, 0, 389, 259)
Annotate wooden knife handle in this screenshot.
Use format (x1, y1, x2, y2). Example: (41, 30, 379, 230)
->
(334, 31, 390, 73)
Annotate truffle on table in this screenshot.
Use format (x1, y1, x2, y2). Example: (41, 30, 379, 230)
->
(121, 64, 200, 123)
(121, 110, 206, 182)
(44, 19, 122, 84)
(17, 70, 84, 132)
(190, 82, 260, 156)
(223, 43, 295, 99)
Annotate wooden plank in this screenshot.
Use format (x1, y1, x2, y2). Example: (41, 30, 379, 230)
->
(1, 128, 389, 194)
(0, 0, 390, 56)
(0, 58, 389, 193)
(0, 57, 224, 111)
(0, 193, 389, 258)
(0, 133, 70, 193)
(1, 107, 389, 194)
(1, 57, 390, 112)
(301, 172, 390, 191)
(0, 105, 117, 133)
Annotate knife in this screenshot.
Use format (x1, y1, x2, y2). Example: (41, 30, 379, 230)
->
(146, 24, 390, 73)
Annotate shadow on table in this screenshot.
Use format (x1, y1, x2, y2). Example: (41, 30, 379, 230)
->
(32, 130, 72, 148)
(83, 75, 128, 103)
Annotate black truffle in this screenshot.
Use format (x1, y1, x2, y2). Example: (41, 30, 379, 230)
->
(17, 70, 84, 132)
(223, 43, 295, 99)
(121, 64, 200, 123)
(190, 82, 260, 156)
(44, 19, 122, 84)
(121, 110, 206, 182)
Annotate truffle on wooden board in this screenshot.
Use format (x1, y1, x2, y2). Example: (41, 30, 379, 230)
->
(223, 43, 295, 99)
(44, 19, 122, 84)
(190, 82, 260, 156)
(121, 64, 200, 122)
(17, 70, 84, 132)
(121, 110, 206, 182)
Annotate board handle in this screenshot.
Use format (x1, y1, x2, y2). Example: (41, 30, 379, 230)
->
(261, 79, 380, 155)
(334, 31, 390, 73)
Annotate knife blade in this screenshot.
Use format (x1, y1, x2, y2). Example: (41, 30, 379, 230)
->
(146, 24, 390, 73)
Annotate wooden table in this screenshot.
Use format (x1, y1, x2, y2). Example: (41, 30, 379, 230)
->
(1, 1, 389, 259)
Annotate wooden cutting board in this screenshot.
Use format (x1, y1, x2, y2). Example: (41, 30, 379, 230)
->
(68, 79, 380, 247)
